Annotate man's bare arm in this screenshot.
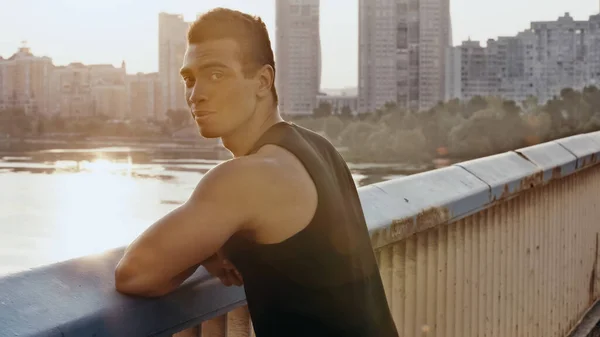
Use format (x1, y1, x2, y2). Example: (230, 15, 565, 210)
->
(114, 159, 263, 297)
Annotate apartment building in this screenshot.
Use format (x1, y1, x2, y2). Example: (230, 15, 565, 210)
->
(275, 0, 322, 116)
(358, 0, 452, 113)
(89, 63, 128, 119)
(587, 14, 600, 87)
(127, 72, 163, 120)
(52, 63, 94, 118)
(531, 13, 590, 103)
(446, 13, 600, 105)
(0, 44, 54, 115)
(52, 62, 127, 119)
(158, 12, 190, 119)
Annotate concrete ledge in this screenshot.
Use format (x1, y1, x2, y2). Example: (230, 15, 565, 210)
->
(516, 141, 578, 183)
(456, 151, 542, 201)
(555, 132, 600, 170)
(366, 131, 600, 249)
(0, 248, 246, 337)
(567, 298, 600, 337)
(362, 166, 489, 249)
(589, 131, 600, 145)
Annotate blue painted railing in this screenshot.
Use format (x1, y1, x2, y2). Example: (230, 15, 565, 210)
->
(0, 248, 246, 337)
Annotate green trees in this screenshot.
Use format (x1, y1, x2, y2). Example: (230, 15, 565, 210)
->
(286, 86, 600, 163)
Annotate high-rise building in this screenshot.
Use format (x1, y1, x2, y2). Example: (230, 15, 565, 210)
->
(358, 0, 452, 113)
(444, 44, 461, 101)
(158, 12, 190, 119)
(446, 40, 495, 102)
(127, 72, 163, 120)
(0, 57, 5, 111)
(530, 13, 590, 103)
(0, 44, 54, 115)
(587, 14, 600, 87)
(275, 0, 322, 116)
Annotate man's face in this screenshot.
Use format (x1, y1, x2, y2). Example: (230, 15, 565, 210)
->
(180, 39, 259, 138)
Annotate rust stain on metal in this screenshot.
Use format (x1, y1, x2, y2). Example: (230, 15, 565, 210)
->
(388, 207, 451, 241)
(589, 233, 599, 306)
(415, 206, 451, 229)
(520, 171, 544, 191)
(551, 166, 562, 180)
(493, 171, 544, 202)
(497, 183, 511, 200)
(390, 217, 414, 240)
(582, 153, 598, 169)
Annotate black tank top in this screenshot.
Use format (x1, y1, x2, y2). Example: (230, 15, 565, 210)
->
(223, 122, 399, 337)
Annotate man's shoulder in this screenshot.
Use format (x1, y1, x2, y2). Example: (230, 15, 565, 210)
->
(200, 147, 317, 238)
(187, 154, 297, 228)
(201, 149, 307, 199)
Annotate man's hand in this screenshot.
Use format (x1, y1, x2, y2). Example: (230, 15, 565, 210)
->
(203, 251, 243, 287)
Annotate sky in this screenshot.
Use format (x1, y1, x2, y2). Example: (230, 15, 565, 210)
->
(0, 0, 598, 89)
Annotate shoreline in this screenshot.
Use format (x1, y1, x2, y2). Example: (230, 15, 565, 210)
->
(0, 136, 448, 176)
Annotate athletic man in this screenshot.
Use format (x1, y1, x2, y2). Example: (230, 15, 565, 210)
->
(115, 8, 398, 337)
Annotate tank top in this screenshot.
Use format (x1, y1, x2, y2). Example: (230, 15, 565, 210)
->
(223, 121, 399, 337)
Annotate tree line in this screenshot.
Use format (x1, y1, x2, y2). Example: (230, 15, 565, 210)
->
(3, 86, 599, 164)
(0, 110, 189, 139)
(289, 86, 600, 163)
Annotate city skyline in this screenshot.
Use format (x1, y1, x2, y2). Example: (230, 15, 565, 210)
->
(0, 0, 598, 89)
(445, 12, 600, 105)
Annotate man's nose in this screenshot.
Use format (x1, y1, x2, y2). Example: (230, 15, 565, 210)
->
(188, 84, 208, 105)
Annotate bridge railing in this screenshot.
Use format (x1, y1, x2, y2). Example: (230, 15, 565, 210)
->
(1, 131, 599, 337)
(362, 131, 600, 337)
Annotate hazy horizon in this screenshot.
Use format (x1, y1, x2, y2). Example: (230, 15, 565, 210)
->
(0, 0, 598, 89)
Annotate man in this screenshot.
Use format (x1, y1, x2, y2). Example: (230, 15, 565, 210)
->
(115, 8, 398, 337)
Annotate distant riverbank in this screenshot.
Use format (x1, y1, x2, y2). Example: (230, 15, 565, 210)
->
(0, 135, 448, 177)
(0, 134, 217, 149)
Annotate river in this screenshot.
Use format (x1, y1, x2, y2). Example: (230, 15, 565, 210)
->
(0, 146, 425, 277)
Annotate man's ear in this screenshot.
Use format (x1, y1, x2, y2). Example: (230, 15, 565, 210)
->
(256, 64, 275, 99)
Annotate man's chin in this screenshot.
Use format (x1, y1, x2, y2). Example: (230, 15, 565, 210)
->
(197, 126, 222, 139)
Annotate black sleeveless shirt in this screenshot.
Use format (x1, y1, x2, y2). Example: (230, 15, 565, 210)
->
(223, 122, 398, 337)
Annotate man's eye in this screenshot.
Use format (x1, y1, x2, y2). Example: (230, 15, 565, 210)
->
(210, 72, 223, 81)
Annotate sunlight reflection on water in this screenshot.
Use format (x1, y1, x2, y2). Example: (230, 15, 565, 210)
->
(0, 153, 387, 276)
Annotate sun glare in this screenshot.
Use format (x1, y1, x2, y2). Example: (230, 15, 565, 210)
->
(48, 156, 141, 262)
(79, 159, 114, 173)
(53, 156, 134, 176)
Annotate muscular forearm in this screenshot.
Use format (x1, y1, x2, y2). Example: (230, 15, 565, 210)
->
(116, 256, 201, 298)
(169, 263, 201, 287)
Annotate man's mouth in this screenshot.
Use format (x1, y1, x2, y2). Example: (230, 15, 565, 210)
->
(192, 111, 213, 118)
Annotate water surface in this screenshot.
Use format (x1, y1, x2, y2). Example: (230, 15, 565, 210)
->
(0, 147, 408, 276)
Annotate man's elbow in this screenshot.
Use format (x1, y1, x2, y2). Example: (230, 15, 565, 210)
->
(114, 261, 172, 297)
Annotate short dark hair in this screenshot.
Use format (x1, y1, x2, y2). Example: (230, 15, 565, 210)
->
(188, 8, 278, 105)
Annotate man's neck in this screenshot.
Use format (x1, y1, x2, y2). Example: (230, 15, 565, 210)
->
(221, 108, 283, 158)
